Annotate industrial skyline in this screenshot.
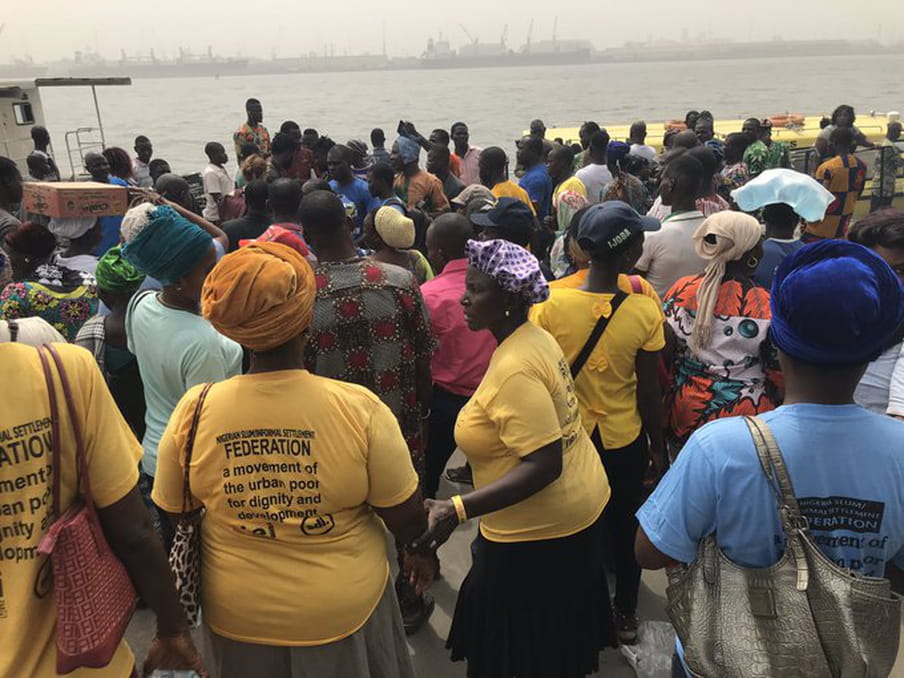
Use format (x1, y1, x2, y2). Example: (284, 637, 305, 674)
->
(2, 0, 902, 64)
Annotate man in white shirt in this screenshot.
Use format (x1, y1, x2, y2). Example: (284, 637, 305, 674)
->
(132, 135, 154, 188)
(628, 121, 657, 162)
(575, 130, 614, 203)
(201, 142, 233, 224)
(634, 154, 707, 297)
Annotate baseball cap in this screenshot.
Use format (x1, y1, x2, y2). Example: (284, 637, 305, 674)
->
(576, 201, 660, 254)
(469, 197, 533, 229)
(451, 184, 495, 209)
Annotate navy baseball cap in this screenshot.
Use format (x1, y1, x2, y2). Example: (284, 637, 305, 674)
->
(469, 197, 533, 228)
(576, 201, 660, 254)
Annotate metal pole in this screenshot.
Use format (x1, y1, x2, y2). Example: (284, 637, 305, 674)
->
(91, 85, 106, 149)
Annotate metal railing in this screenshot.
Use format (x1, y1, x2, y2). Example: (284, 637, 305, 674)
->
(790, 144, 903, 200)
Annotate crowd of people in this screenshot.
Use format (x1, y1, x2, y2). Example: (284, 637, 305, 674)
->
(1, 97, 903, 678)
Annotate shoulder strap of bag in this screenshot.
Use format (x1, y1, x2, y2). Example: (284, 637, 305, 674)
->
(181, 383, 213, 514)
(8, 319, 19, 342)
(37, 346, 62, 518)
(45, 344, 93, 505)
(125, 289, 156, 343)
(570, 290, 628, 379)
(744, 415, 810, 590)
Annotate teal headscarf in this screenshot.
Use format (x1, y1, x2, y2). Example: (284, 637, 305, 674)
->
(121, 205, 212, 285)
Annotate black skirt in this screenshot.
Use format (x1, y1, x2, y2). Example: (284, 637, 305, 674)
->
(446, 514, 617, 678)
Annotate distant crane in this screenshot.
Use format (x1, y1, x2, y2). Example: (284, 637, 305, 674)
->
(500, 24, 508, 49)
(525, 19, 533, 52)
(459, 24, 477, 45)
(552, 16, 558, 43)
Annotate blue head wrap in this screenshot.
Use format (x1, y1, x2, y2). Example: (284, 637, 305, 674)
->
(121, 205, 212, 285)
(607, 141, 631, 167)
(396, 136, 420, 164)
(770, 240, 904, 366)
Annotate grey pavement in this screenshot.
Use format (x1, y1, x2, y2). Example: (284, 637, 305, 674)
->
(127, 451, 904, 677)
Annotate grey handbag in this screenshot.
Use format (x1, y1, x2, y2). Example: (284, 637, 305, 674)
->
(665, 415, 901, 678)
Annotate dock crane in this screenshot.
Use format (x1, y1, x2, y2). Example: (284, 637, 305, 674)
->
(458, 24, 478, 46)
(525, 19, 533, 53)
(500, 24, 508, 50)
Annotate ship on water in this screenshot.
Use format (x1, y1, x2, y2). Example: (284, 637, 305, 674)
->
(55, 46, 250, 79)
(0, 35, 900, 80)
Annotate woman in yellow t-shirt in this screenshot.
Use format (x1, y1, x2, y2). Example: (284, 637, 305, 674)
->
(0, 342, 205, 678)
(415, 239, 615, 678)
(152, 241, 433, 678)
(530, 201, 666, 645)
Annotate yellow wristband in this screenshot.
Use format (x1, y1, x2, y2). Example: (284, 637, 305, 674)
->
(451, 495, 468, 524)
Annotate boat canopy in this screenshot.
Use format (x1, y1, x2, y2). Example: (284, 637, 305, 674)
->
(0, 77, 131, 98)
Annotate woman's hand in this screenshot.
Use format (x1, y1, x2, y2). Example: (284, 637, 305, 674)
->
(403, 548, 436, 595)
(142, 631, 208, 677)
(411, 498, 459, 551)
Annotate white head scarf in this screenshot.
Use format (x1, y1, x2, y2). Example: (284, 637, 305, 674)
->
(691, 212, 764, 352)
(47, 216, 97, 240)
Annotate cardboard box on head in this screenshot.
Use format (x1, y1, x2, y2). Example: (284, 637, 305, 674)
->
(22, 182, 128, 218)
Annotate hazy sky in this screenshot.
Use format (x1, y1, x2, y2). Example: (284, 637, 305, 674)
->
(2, 0, 901, 63)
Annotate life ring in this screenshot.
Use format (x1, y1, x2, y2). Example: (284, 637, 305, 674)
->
(767, 114, 805, 128)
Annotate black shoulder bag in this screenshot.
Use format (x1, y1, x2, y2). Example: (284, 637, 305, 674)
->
(570, 290, 629, 379)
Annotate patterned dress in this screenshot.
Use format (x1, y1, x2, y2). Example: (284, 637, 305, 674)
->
(602, 172, 650, 214)
(664, 274, 782, 444)
(304, 258, 435, 476)
(0, 263, 98, 341)
(744, 140, 791, 177)
(233, 122, 271, 158)
(803, 154, 868, 241)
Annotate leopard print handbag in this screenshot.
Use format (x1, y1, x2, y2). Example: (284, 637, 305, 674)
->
(169, 383, 213, 628)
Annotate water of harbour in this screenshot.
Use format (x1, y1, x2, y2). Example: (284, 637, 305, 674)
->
(37, 53, 904, 177)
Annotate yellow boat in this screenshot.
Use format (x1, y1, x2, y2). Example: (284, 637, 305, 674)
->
(534, 112, 903, 216)
(538, 112, 898, 151)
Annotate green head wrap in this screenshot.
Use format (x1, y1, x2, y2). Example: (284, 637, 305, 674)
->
(95, 246, 145, 295)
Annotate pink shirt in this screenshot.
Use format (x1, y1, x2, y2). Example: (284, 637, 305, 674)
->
(420, 258, 496, 396)
(456, 146, 483, 187)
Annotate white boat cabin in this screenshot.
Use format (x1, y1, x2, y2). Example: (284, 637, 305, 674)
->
(0, 77, 131, 179)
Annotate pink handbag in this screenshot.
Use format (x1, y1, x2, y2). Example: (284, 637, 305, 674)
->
(36, 344, 137, 674)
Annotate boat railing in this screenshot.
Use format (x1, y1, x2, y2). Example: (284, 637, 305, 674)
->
(789, 144, 903, 199)
(63, 127, 105, 181)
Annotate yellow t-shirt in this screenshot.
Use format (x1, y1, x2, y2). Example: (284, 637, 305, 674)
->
(0, 343, 140, 678)
(454, 322, 609, 543)
(492, 180, 538, 215)
(549, 269, 666, 319)
(530, 289, 665, 449)
(152, 370, 419, 646)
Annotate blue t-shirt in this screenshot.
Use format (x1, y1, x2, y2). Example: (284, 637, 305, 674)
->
(96, 176, 130, 256)
(329, 177, 374, 237)
(639, 404, 904, 673)
(753, 238, 805, 289)
(518, 164, 553, 220)
(639, 404, 904, 573)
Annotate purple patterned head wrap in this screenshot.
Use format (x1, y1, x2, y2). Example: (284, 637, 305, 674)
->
(465, 239, 549, 304)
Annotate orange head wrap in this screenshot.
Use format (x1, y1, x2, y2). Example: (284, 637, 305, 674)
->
(201, 241, 316, 352)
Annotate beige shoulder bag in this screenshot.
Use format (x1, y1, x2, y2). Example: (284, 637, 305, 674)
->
(666, 415, 901, 677)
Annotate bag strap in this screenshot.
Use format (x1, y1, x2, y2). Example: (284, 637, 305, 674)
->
(45, 344, 93, 505)
(181, 383, 213, 514)
(744, 415, 810, 591)
(37, 346, 62, 518)
(570, 290, 628, 379)
(8, 319, 19, 342)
